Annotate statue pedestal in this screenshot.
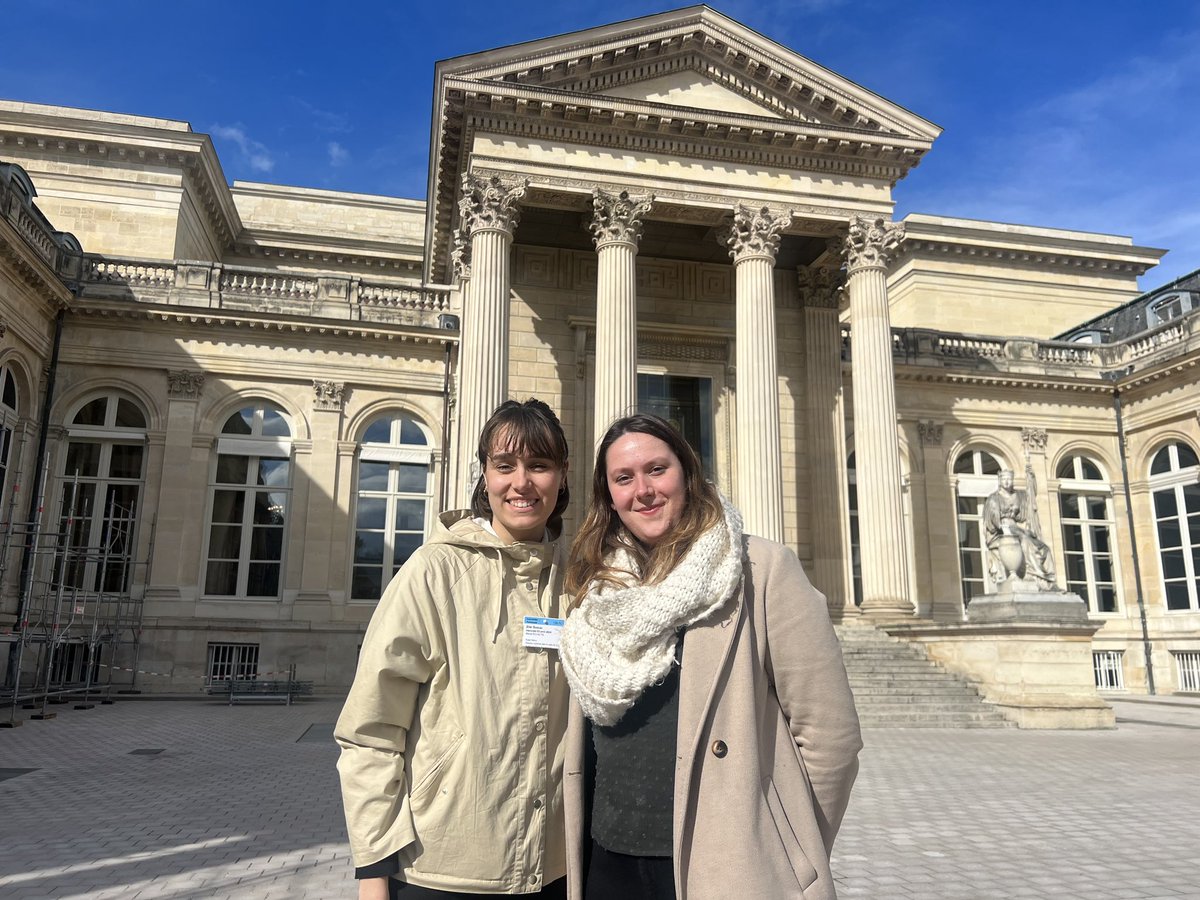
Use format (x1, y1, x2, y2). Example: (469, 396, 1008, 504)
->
(967, 590, 1089, 625)
(885, 593, 1114, 728)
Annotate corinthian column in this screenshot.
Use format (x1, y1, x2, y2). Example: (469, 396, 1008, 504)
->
(590, 189, 653, 448)
(800, 261, 854, 615)
(844, 216, 912, 617)
(723, 205, 792, 542)
(456, 173, 526, 504)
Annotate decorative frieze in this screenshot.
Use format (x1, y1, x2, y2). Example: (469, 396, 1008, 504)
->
(165, 370, 204, 399)
(458, 173, 527, 236)
(796, 264, 844, 309)
(313, 380, 346, 412)
(844, 216, 904, 273)
(590, 189, 654, 248)
(721, 205, 792, 262)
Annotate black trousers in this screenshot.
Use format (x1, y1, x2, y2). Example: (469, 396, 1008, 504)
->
(583, 840, 675, 900)
(388, 877, 567, 899)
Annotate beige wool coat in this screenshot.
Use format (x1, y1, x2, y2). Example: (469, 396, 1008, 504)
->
(564, 536, 862, 900)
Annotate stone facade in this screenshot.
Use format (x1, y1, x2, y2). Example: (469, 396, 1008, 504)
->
(0, 9, 1196, 706)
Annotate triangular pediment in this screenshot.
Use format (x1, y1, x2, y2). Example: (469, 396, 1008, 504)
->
(435, 6, 941, 138)
(602, 71, 786, 119)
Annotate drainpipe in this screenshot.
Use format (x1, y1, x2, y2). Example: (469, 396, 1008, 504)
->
(1104, 367, 1155, 694)
(437, 313, 460, 513)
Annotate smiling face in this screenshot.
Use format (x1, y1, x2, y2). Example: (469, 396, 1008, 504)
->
(484, 432, 566, 544)
(604, 432, 687, 549)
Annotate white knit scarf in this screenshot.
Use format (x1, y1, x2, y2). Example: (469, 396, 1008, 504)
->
(560, 496, 745, 726)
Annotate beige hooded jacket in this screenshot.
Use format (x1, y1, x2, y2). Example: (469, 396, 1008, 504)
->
(335, 510, 569, 893)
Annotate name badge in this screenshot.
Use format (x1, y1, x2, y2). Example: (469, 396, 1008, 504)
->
(523, 616, 565, 650)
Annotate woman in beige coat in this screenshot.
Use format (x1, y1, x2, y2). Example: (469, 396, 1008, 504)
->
(559, 414, 861, 900)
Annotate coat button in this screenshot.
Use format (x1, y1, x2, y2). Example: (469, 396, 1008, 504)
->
(711, 740, 728, 758)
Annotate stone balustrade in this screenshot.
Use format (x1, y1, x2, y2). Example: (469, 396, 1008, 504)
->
(72, 255, 455, 331)
(840, 311, 1200, 381)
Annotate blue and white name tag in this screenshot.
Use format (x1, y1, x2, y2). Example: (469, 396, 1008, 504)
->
(523, 616, 565, 650)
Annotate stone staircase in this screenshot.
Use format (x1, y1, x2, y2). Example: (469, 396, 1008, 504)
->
(835, 622, 1014, 728)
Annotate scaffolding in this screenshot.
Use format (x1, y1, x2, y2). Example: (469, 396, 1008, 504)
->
(1, 452, 151, 726)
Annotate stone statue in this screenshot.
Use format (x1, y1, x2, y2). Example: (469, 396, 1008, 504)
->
(982, 469, 1056, 591)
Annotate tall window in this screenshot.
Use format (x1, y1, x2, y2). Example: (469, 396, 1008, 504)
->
(847, 452, 862, 606)
(1057, 455, 1118, 613)
(637, 373, 714, 476)
(0, 365, 18, 510)
(953, 449, 1004, 607)
(57, 393, 147, 592)
(351, 413, 433, 602)
(204, 402, 292, 599)
(1149, 442, 1200, 612)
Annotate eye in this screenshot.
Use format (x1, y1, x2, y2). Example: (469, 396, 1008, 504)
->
(612, 473, 632, 486)
(650, 464, 667, 475)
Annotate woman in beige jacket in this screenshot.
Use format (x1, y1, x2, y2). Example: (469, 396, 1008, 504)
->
(336, 399, 571, 899)
(560, 414, 862, 900)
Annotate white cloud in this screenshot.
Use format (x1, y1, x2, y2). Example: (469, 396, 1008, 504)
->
(328, 141, 349, 167)
(210, 123, 275, 174)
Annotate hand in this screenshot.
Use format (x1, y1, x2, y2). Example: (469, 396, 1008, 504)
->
(358, 877, 390, 900)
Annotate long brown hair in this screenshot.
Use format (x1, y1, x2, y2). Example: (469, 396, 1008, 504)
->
(566, 414, 723, 604)
(469, 398, 570, 532)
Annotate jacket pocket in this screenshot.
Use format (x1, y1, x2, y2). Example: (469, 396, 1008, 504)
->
(763, 776, 819, 891)
(409, 731, 465, 802)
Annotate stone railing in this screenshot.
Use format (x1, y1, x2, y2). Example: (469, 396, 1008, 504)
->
(0, 168, 76, 272)
(841, 311, 1200, 381)
(72, 256, 457, 330)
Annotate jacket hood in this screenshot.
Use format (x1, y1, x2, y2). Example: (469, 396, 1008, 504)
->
(431, 509, 562, 556)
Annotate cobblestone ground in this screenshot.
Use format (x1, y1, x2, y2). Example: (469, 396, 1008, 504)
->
(1, 695, 1197, 899)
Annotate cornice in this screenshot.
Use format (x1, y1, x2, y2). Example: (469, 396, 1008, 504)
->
(69, 300, 459, 346)
(893, 236, 1158, 277)
(0, 119, 242, 251)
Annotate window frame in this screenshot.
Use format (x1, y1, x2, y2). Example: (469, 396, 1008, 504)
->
(1056, 455, 1120, 615)
(953, 449, 1006, 609)
(1148, 442, 1200, 613)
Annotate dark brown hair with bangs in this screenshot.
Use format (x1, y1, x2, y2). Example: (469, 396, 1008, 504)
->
(565, 414, 724, 605)
(470, 399, 570, 531)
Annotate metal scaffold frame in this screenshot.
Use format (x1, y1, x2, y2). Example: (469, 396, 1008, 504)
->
(1, 449, 153, 726)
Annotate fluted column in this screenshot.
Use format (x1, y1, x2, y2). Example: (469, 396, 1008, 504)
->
(455, 173, 526, 504)
(723, 205, 792, 542)
(590, 189, 653, 448)
(844, 216, 912, 617)
(800, 262, 854, 615)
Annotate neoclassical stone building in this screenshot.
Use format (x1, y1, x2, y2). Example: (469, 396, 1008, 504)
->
(0, 8, 1196, 704)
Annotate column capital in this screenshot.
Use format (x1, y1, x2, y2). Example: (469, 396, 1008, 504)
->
(721, 204, 792, 263)
(797, 264, 845, 309)
(165, 369, 204, 399)
(313, 380, 346, 412)
(843, 216, 904, 273)
(590, 189, 654, 249)
(459, 173, 528, 237)
(451, 222, 471, 281)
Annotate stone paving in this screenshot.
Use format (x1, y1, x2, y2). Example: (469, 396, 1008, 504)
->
(1, 695, 1198, 899)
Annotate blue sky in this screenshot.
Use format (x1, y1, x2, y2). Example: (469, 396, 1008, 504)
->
(5, 0, 1199, 288)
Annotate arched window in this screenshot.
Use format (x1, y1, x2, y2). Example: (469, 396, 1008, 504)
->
(1057, 455, 1118, 613)
(1149, 442, 1200, 611)
(847, 452, 861, 607)
(954, 449, 1005, 607)
(0, 365, 19, 507)
(204, 402, 292, 599)
(57, 392, 147, 592)
(350, 412, 434, 602)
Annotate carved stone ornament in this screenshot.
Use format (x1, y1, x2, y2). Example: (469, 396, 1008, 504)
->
(313, 380, 346, 412)
(0, 318, 8, 339)
(843, 216, 905, 272)
(1021, 427, 1049, 455)
(165, 370, 204, 399)
(590, 188, 654, 248)
(721, 205, 793, 262)
(451, 222, 472, 280)
(797, 265, 844, 309)
(458, 173, 528, 236)
(917, 420, 944, 446)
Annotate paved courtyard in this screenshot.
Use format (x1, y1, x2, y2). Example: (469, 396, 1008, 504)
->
(1, 695, 1197, 899)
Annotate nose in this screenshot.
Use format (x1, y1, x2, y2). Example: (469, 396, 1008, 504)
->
(634, 476, 654, 501)
(512, 464, 532, 490)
